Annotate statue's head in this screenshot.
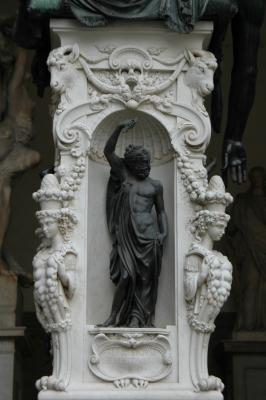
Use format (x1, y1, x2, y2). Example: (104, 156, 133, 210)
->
(191, 210, 230, 243)
(47, 44, 80, 93)
(34, 173, 77, 243)
(184, 50, 217, 97)
(191, 176, 231, 242)
(36, 208, 77, 242)
(124, 144, 151, 180)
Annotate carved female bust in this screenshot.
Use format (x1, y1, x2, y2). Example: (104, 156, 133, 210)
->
(33, 207, 77, 333)
(32, 173, 77, 391)
(184, 177, 233, 336)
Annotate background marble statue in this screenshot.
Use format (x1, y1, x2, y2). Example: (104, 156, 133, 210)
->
(226, 167, 266, 331)
(0, 18, 16, 120)
(0, 24, 40, 278)
(101, 119, 168, 328)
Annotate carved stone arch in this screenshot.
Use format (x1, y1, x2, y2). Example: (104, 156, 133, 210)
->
(89, 109, 174, 165)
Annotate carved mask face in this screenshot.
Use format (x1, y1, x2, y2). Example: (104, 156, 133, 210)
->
(207, 221, 226, 242)
(41, 217, 59, 239)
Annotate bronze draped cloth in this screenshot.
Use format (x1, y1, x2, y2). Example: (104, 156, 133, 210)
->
(69, 0, 209, 33)
(106, 164, 162, 327)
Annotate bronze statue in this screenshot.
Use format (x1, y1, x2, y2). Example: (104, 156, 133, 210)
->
(209, 0, 266, 184)
(26, 0, 209, 33)
(0, 28, 40, 279)
(225, 167, 266, 330)
(100, 119, 168, 328)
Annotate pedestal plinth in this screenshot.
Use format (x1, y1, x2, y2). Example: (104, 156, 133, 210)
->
(32, 19, 233, 400)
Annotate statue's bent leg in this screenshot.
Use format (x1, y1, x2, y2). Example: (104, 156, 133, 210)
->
(205, 0, 238, 132)
(224, 0, 266, 143)
(130, 265, 155, 328)
(98, 268, 130, 327)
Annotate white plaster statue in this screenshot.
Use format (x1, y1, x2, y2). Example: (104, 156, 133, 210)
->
(184, 176, 232, 391)
(0, 47, 40, 276)
(33, 173, 77, 391)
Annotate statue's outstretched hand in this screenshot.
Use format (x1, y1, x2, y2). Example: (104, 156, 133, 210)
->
(222, 140, 247, 185)
(118, 118, 137, 133)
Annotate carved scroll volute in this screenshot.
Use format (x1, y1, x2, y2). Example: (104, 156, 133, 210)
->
(171, 50, 217, 158)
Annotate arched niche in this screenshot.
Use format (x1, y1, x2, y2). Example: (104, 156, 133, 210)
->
(86, 109, 176, 327)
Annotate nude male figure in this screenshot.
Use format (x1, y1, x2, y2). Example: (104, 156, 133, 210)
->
(101, 119, 168, 328)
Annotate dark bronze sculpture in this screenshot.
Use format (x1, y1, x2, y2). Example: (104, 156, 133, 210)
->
(225, 167, 266, 330)
(100, 119, 168, 328)
(26, 0, 210, 33)
(209, 0, 266, 184)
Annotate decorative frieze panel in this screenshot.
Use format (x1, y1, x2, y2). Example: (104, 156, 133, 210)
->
(88, 330, 172, 388)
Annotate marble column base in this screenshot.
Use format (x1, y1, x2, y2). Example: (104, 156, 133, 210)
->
(38, 387, 223, 400)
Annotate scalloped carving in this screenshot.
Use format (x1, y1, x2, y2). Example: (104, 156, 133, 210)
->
(90, 110, 173, 165)
(109, 46, 153, 70)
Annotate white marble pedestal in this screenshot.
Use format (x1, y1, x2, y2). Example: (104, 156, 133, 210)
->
(33, 18, 233, 400)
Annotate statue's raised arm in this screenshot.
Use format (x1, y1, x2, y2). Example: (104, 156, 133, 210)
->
(104, 119, 136, 178)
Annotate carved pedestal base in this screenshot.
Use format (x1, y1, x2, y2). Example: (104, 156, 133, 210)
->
(88, 327, 172, 389)
(33, 18, 233, 400)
